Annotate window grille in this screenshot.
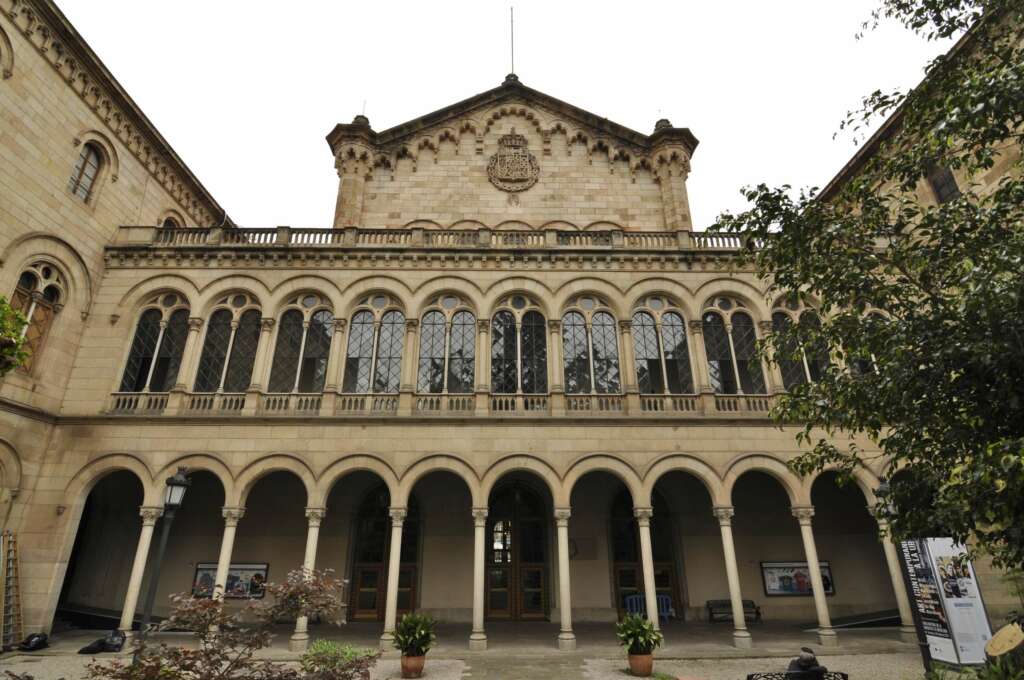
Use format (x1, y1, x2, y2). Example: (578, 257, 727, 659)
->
(11, 262, 65, 372)
(68, 143, 102, 201)
(660, 312, 693, 394)
(590, 312, 621, 394)
(343, 311, 375, 393)
(561, 311, 591, 394)
(268, 309, 304, 392)
(631, 311, 662, 394)
(372, 311, 405, 394)
(447, 310, 476, 394)
(491, 311, 518, 394)
(118, 294, 191, 393)
(927, 165, 960, 204)
(520, 311, 547, 394)
(631, 297, 693, 395)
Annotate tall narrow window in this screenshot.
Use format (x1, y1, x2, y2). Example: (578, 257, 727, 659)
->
(267, 293, 334, 393)
(772, 297, 832, 390)
(630, 296, 693, 394)
(701, 296, 767, 395)
(11, 262, 65, 372)
(490, 295, 547, 394)
(68, 142, 102, 202)
(193, 292, 262, 393)
(119, 293, 190, 392)
(926, 165, 960, 204)
(416, 295, 476, 394)
(341, 294, 406, 395)
(561, 296, 620, 394)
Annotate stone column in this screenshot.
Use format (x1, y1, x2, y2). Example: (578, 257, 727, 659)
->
(325, 319, 349, 392)
(398, 319, 419, 413)
(213, 507, 245, 600)
(757, 320, 784, 394)
(688, 319, 715, 411)
(119, 506, 163, 635)
(469, 508, 488, 650)
(634, 507, 661, 631)
(712, 506, 752, 648)
(548, 319, 565, 415)
(380, 508, 406, 649)
(792, 506, 837, 646)
(475, 319, 491, 416)
(553, 508, 576, 650)
(873, 512, 917, 642)
(618, 319, 641, 413)
(291, 507, 327, 652)
(248, 318, 277, 391)
(173, 317, 205, 391)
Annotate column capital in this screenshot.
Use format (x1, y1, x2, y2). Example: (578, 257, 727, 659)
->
(712, 506, 735, 525)
(472, 507, 488, 526)
(554, 507, 571, 525)
(791, 505, 815, 524)
(188, 316, 204, 331)
(688, 319, 704, 333)
(757, 320, 774, 335)
(260, 317, 276, 331)
(389, 507, 407, 525)
(222, 506, 245, 526)
(633, 507, 653, 525)
(139, 506, 164, 525)
(405, 318, 419, 331)
(333, 318, 348, 332)
(618, 319, 632, 332)
(305, 507, 327, 527)
(547, 319, 562, 333)
(477, 319, 490, 333)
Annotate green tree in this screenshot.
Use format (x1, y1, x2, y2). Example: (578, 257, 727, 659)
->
(713, 1, 1024, 567)
(0, 297, 27, 376)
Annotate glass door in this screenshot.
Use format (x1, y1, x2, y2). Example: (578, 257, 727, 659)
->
(486, 483, 548, 620)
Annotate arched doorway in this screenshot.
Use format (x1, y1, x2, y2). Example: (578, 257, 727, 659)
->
(487, 481, 548, 620)
(610, 488, 679, 618)
(349, 484, 420, 621)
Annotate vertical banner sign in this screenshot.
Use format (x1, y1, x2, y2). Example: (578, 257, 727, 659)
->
(924, 538, 992, 665)
(899, 538, 993, 667)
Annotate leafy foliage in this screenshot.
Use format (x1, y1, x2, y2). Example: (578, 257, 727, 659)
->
(0, 297, 27, 376)
(85, 569, 365, 680)
(299, 640, 379, 680)
(712, 1, 1024, 568)
(392, 613, 436, 657)
(615, 613, 663, 655)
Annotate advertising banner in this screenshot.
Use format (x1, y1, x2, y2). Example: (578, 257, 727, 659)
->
(899, 539, 958, 665)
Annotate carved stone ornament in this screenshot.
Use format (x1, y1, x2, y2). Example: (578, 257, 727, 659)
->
(487, 128, 539, 193)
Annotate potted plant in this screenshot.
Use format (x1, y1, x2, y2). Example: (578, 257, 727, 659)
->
(616, 612, 664, 677)
(393, 613, 436, 679)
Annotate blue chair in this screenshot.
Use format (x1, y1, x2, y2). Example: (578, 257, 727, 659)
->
(622, 593, 674, 623)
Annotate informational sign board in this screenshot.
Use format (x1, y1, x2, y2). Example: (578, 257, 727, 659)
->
(898, 538, 992, 667)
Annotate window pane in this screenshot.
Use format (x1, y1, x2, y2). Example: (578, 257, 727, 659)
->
(631, 312, 663, 394)
(193, 309, 232, 392)
(150, 308, 189, 392)
(702, 311, 737, 394)
(591, 312, 621, 394)
(119, 309, 163, 392)
(417, 311, 446, 394)
(343, 311, 375, 393)
(520, 311, 547, 394)
(561, 311, 591, 394)
(773, 312, 806, 390)
(223, 309, 261, 392)
(297, 310, 333, 392)
(490, 311, 517, 394)
(268, 309, 304, 392)
(731, 312, 766, 394)
(447, 311, 476, 393)
(660, 312, 693, 394)
(372, 310, 404, 394)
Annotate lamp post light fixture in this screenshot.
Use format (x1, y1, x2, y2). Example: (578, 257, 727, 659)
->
(138, 467, 191, 642)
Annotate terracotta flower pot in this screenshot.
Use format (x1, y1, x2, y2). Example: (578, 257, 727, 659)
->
(628, 653, 654, 677)
(400, 654, 425, 679)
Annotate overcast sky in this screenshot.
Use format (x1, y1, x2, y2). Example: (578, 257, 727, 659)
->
(57, 1, 951, 230)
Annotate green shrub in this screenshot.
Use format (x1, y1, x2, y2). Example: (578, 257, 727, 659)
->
(392, 613, 436, 657)
(0, 297, 27, 377)
(615, 613, 664, 655)
(300, 640, 379, 677)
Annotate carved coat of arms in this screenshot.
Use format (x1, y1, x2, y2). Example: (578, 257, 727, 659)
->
(487, 129, 539, 192)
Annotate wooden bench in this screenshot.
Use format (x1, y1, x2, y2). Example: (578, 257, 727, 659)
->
(706, 599, 761, 623)
(746, 673, 848, 679)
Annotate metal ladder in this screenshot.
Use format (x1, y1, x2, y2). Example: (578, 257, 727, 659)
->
(1, 531, 23, 650)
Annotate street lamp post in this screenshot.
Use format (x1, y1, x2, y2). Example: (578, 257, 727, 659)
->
(137, 467, 191, 642)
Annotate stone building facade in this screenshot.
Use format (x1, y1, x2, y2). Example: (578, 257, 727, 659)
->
(0, 0, 1014, 655)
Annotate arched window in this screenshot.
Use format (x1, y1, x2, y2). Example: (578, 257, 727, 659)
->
(701, 296, 766, 395)
(341, 294, 406, 394)
(771, 296, 830, 390)
(161, 216, 180, 228)
(68, 142, 102, 202)
(561, 295, 620, 394)
(10, 262, 65, 372)
(267, 293, 335, 393)
(490, 295, 547, 395)
(416, 294, 476, 394)
(194, 293, 262, 393)
(630, 295, 694, 394)
(119, 293, 190, 392)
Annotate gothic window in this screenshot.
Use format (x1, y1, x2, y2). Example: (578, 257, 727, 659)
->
(267, 293, 334, 393)
(194, 294, 262, 393)
(68, 142, 102, 202)
(927, 165, 960, 204)
(701, 296, 766, 395)
(561, 296, 620, 394)
(161, 216, 180, 228)
(630, 296, 693, 394)
(341, 294, 406, 394)
(490, 295, 547, 394)
(771, 296, 830, 390)
(10, 262, 65, 372)
(416, 294, 475, 394)
(119, 293, 190, 392)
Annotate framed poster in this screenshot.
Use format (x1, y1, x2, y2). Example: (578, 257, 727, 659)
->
(760, 561, 835, 597)
(192, 562, 269, 599)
